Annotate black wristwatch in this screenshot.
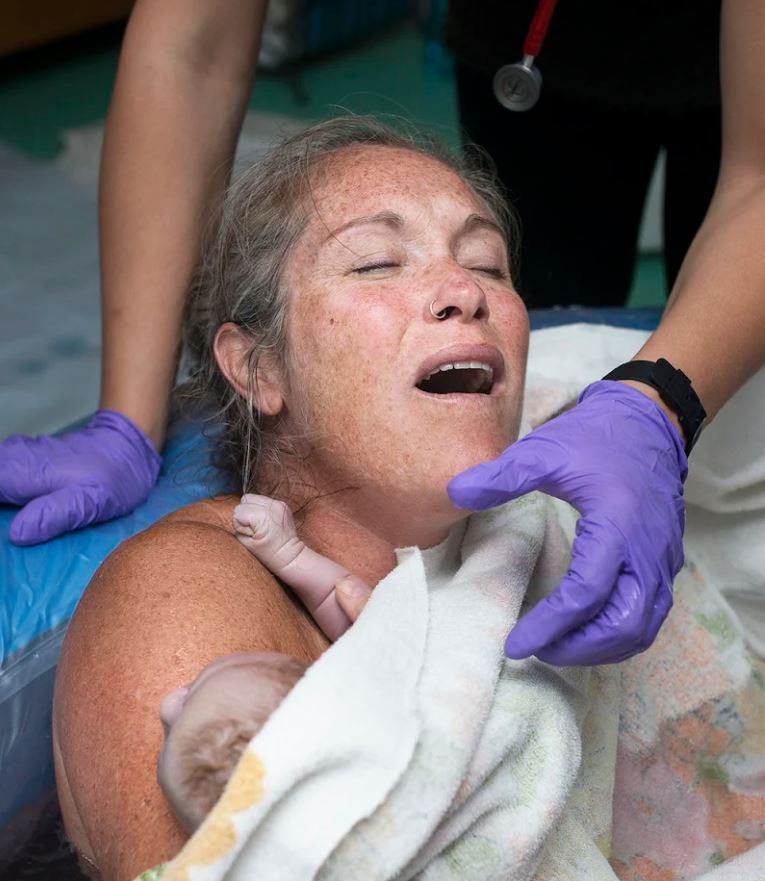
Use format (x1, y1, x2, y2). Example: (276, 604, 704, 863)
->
(602, 358, 707, 455)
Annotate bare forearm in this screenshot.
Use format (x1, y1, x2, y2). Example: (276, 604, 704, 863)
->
(99, 0, 269, 448)
(633, 0, 765, 426)
(635, 176, 765, 421)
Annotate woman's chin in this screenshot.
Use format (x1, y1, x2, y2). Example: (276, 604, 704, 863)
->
(399, 444, 511, 514)
(442, 439, 512, 481)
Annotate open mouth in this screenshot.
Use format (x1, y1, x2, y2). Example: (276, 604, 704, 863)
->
(416, 361, 495, 396)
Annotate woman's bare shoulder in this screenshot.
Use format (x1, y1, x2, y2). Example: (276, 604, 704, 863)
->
(160, 494, 239, 531)
(80, 496, 324, 658)
(53, 497, 325, 880)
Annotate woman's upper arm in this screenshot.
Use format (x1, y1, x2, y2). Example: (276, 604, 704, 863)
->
(53, 518, 318, 881)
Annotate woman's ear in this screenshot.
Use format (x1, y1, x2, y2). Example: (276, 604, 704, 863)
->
(213, 323, 285, 416)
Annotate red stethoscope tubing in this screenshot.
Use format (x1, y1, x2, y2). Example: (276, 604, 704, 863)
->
(523, 0, 559, 58)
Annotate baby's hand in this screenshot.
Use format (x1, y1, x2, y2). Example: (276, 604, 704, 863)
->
(233, 494, 306, 575)
(234, 494, 372, 642)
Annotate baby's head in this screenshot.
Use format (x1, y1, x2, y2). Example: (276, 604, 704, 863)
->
(157, 651, 307, 831)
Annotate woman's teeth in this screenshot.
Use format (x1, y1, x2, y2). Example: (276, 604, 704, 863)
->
(417, 361, 495, 394)
(423, 361, 494, 383)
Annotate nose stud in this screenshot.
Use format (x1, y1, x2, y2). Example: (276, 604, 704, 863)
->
(429, 300, 449, 321)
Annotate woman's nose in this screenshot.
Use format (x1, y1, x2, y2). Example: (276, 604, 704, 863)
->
(428, 266, 489, 323)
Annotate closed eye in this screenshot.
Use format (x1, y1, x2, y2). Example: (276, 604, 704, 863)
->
(352, 262, 400, 274)
(471, 266, 508, 279)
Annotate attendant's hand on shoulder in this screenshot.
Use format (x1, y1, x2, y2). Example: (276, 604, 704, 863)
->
(0, 409, 160, 545)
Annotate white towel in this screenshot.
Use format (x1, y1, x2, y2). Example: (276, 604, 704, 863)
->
(160, 492, 622, 881)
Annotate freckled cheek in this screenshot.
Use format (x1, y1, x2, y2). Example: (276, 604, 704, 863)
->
(288, 271, 415, 412)
(295, 294, 404, 385)
(494, 287, 528, 325)
(493, 298, 529, 364)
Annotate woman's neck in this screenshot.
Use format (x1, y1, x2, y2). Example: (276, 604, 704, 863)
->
(259, 471, 462, 590)
(298, 503, 399, 590)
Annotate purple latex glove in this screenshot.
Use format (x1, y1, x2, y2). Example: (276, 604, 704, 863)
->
(448, 381, 688, 666)
(0, 409, 161, 546)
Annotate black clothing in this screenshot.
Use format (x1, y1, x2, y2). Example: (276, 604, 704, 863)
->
(447, 2, 722, 307)
(446, 0, 721, 111)
(456, 63, 721, 307)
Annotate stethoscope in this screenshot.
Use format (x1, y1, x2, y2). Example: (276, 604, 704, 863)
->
(493, 0, 559, 111)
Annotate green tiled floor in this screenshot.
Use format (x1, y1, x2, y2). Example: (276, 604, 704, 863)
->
(0, 18, 665, 307)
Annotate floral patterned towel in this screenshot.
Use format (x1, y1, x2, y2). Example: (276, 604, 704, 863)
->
(609, 556, 765, 880)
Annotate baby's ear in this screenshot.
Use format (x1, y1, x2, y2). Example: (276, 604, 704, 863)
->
(213, 323, 285, 416)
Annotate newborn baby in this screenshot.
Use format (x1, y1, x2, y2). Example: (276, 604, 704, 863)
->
(157, 494, 370, 831)
(157, 650, 308, 831)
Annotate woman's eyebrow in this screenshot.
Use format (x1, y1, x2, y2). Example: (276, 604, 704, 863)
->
(454, 213, 506, 245)
(323, 210, 404, 243)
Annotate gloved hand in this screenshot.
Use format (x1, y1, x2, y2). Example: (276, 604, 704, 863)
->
(447, 381, 688, 666)
(0, 409, 161, 546)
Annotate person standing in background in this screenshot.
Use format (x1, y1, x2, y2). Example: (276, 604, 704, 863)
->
(447, 0, 722, 308)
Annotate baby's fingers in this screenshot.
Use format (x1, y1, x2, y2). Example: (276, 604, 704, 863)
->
(238, 494, 295, 533)
(233, 498, 272, 536)
(234, 500, 257, 521)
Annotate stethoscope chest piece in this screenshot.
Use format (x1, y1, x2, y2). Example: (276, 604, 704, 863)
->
(494, 0, 557, 112)
(493, 60, 543, 112)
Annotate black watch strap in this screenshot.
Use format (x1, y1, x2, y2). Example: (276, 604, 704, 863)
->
(602, 358, 707, 455)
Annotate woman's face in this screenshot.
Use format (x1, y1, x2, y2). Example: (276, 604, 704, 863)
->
(279, 145, 528, 530)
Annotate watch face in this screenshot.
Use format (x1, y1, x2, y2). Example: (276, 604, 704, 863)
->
(493, 63, 542, 112)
